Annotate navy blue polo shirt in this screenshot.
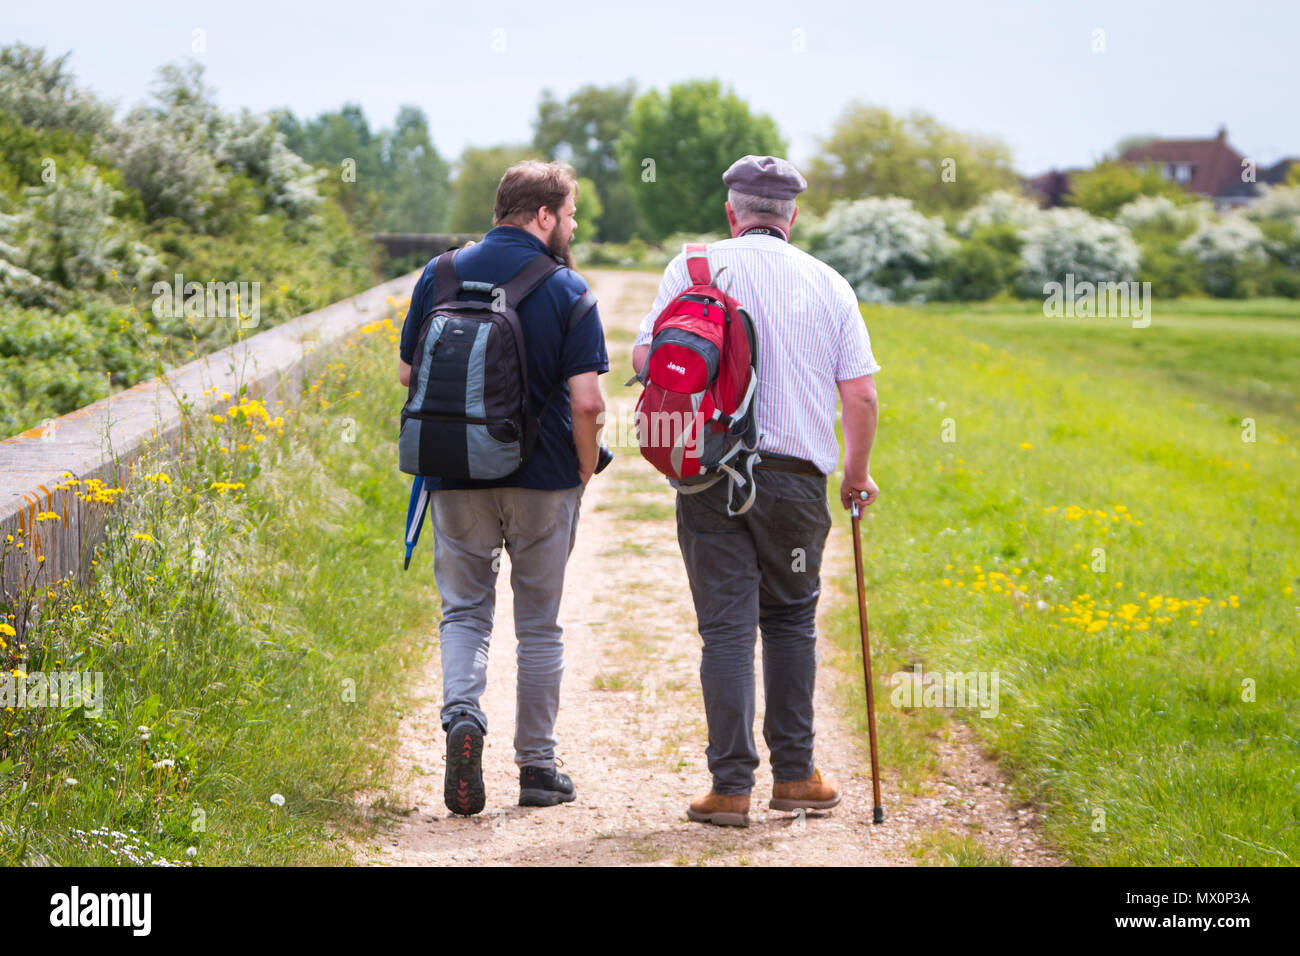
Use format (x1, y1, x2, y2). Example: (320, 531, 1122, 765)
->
(398, 226, 608, 490)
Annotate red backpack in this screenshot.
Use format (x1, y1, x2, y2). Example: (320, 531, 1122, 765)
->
(633, 243, 762, 515)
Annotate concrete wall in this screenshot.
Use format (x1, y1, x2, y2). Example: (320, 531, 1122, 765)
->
(0, 271, 420, 625)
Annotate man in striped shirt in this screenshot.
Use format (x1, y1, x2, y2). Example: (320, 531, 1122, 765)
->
(631, 155, 881, 827)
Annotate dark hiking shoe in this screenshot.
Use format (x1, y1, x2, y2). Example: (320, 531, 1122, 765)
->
(519, 765, 576, 807)
(444, 719, 485, 816)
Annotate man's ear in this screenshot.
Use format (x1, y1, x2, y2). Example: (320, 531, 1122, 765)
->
(790, 205, 799, 228)
(725, 202, 737, 229)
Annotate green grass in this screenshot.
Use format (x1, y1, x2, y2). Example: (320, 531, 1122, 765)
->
(591, 671, 644, 692)
(909, 829, 1011, 866)
(0, 308, 436, 865)
(825, 298, 1299, 866)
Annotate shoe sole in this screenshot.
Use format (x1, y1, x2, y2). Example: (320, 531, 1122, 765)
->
(686, 808, 751, 827)
(519, 788, 576, 807)
(769, 794, 841, 812)
(444, 723, 485, 816)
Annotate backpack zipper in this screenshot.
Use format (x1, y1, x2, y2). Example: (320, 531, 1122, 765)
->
(402, 410, 521, 436)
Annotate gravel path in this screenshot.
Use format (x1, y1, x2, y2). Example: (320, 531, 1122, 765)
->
(353, 269, 1062, 866)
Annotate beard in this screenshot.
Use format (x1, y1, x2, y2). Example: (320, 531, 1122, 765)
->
(546, 220, 575, 269)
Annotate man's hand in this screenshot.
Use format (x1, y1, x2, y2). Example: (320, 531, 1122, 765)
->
(840, 470, 879, 510)
(632, 344, 649, 379)
(569, 371, 605, 483)
(399, 359, 412, 387)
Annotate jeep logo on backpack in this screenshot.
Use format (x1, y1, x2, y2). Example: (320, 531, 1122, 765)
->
(630, 243, 762, 516)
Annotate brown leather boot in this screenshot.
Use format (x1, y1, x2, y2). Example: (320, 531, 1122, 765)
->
(687, 790, 751, 827)
(770, 769, 841, 811)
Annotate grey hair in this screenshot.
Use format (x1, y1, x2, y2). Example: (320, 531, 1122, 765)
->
(728, 188, 796, 224)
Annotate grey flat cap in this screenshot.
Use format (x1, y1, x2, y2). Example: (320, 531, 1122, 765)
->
(722, 155, 807, 199)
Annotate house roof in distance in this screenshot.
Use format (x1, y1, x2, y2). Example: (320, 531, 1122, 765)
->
(1119, 126, 1244, 198)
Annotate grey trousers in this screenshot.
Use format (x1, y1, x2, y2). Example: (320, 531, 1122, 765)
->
(431, 484, 584, 770)
(675, 470, 833, 795)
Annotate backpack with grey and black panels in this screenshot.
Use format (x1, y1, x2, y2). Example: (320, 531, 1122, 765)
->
(398, 248, 593, 480)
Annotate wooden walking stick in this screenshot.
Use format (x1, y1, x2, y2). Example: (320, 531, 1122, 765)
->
(851, 492, 884, 824)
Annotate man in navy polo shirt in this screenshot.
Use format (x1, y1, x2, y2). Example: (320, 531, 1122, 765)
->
(398, 161, 608, 815)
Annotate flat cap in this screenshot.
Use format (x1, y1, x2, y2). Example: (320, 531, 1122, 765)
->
(722, 155, 807, 200)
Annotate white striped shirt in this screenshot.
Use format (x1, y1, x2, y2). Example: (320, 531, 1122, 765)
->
(635, 233, 881, 475)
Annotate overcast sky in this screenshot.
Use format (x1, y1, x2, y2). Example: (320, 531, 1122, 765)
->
(6, 0, 1298, 175)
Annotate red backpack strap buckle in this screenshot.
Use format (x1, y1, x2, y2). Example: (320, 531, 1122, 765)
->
(684, 243, 712, 286)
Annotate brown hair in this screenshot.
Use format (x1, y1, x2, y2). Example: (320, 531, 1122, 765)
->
(493, 160, 578, 227)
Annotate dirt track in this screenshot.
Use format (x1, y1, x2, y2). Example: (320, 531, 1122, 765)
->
(353, 269, 1061, 866)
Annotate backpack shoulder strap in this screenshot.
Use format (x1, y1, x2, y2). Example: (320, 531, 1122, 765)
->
(566, 289, 597, 331)
(430, 249, 461, 308)
(684, 242, 712, 286)
(498, 252, 563, 312)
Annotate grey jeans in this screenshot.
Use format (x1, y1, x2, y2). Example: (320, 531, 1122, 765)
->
(431, 484, 584, 769)
(675, 470, 833, 794)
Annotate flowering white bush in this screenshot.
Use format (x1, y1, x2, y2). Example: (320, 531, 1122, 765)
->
(1177, 215, 1268, 265)
(1016, 208, 1140, 294)
(220, 110, 323, 218)
(1177, 214, 1272, 296)
(18, 166, 162, 293)
(105, 112, 224, 226)
(0, 212, 44, 302)
(0, 44, 111, 136)
(1115, 195, 1210, 235)
(809, 197, 955, 303)
(103, 66, 322, 225)
(1244, 185, 1300, 230)
(955, 190, 1041, 237)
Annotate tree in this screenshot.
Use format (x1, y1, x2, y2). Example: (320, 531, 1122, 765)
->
(533, 81, 640, 241)
(940, 224, 1023, 301)
(1066, 161, 1187, 219)
(281, 103, 451, 232)
(803, 103, 1019, 216)
(573, 177, 602, 245)
(277, 104, 382, 225)
(446, 144, 543, 233)
(287, 104, 383, 181)
(615, 79, 785, 240)
(377, 105, 451, 232)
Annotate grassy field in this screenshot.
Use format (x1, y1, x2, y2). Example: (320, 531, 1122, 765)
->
(0, 304, 435, 865)
(4, 280, 1296, 867)
(824, 297, 1299, 866)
